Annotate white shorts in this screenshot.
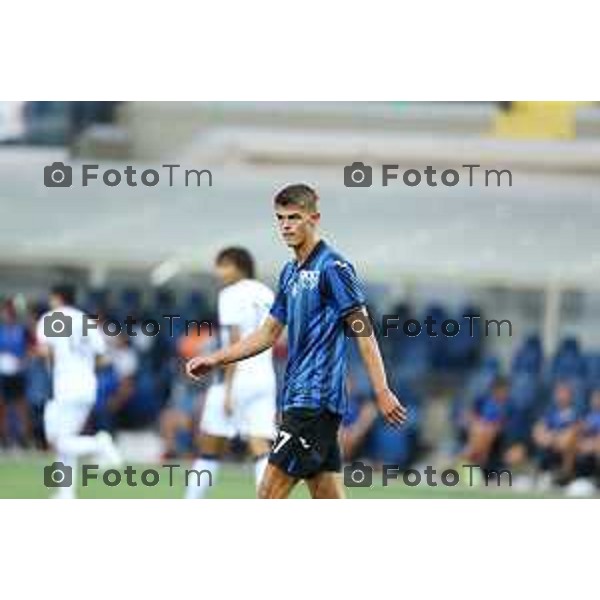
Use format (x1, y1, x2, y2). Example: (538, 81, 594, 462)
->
(44, 397, 95, 444)
(200, 383, 276, 440)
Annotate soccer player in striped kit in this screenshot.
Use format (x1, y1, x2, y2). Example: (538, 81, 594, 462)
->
(187, 184, 406, 498)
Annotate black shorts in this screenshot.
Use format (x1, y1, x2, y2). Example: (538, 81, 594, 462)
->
(268, 408, 342, 479)
(0, 374, 26, 402)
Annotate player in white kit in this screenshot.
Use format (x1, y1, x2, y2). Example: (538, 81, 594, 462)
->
(37, 285, 121, 499)
(185, 248, 276, 498)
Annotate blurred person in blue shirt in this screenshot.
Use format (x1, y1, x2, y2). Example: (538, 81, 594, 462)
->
(159, 325, 213, 459)
(0, 301, 32, 447)
(339, 373, 378, 461)
(532, 381, 580, 485)
(461, 377, 511, 470)
(92, 331, 138, 431)
(574, 388, 600, 482)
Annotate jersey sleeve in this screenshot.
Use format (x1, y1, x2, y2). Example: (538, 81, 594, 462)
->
(322, 260, 367, 319)
(269, 265, 290, 325)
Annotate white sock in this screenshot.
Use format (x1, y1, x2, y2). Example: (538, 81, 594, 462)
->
(254, 455, 269, 490)
(52, 434, 114, 499)
(185, 457, 220, 499)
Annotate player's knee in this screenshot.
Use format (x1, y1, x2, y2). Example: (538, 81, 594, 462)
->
(257, 478, 273, 499)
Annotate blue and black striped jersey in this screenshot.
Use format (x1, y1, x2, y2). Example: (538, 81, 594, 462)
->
(270, 240, 366, 415)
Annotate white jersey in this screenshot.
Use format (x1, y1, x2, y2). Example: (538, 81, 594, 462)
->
(36, 305, 106, 402)
(218, 278, 275, 388)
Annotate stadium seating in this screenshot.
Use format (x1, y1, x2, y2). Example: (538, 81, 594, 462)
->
(4, 278, 600, 473)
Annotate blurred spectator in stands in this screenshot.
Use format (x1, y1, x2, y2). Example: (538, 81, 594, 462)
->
(461, 376, 511, 471)
(92, 362, 120, 433)
(451, 356, 500, 450)
(573, 389, 600, 484)
(0, 301, 32, 448)
(340, 374, 378, 461)
(94, 333, 138, 431)
(532, 382, 580, 488)
(159, 325, 212, 458)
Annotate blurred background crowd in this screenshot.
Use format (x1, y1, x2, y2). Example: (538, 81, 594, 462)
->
(1, 100, 600, 495)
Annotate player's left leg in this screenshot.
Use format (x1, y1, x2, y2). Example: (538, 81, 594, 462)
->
(305, 472, 346, 499)
(305, 422, 345, 499)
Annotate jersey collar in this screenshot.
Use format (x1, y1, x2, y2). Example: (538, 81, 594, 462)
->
(296, 240, 326, 270)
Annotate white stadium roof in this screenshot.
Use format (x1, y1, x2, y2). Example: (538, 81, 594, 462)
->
(0, 138, 599, 290)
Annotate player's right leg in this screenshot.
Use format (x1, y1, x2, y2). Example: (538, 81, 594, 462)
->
(185, 384, 234, 499)
(257, 462, 298, 499)
(44, 397, 121, 499)
(262, 409, 344, 499)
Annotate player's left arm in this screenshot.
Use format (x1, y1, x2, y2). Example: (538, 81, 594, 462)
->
(325, 259, 407, 426)
(347, 310, 407, 426)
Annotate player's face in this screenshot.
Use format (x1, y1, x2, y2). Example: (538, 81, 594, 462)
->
(215, 259, 242, 286)
(493, 385, 509, 402)
(275, 206, 320, 248)
(555, 384, 572, 408)
(49, 293, 62, 310)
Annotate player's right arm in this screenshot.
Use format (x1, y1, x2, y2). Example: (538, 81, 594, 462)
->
(186, 315, 283, 381)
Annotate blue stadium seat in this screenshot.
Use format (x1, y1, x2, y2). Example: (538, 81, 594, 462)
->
(511, 334, 543, 374)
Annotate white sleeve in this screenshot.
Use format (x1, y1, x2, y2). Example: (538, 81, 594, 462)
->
(218, 288, 246, 327)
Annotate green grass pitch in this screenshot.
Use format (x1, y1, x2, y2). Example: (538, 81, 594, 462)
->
(0, 455, 567, 499)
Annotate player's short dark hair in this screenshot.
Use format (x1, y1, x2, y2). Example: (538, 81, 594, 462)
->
(51, 283, 76, 306)
(274, 184, 319, 212)
(215, 247, 255, 278)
